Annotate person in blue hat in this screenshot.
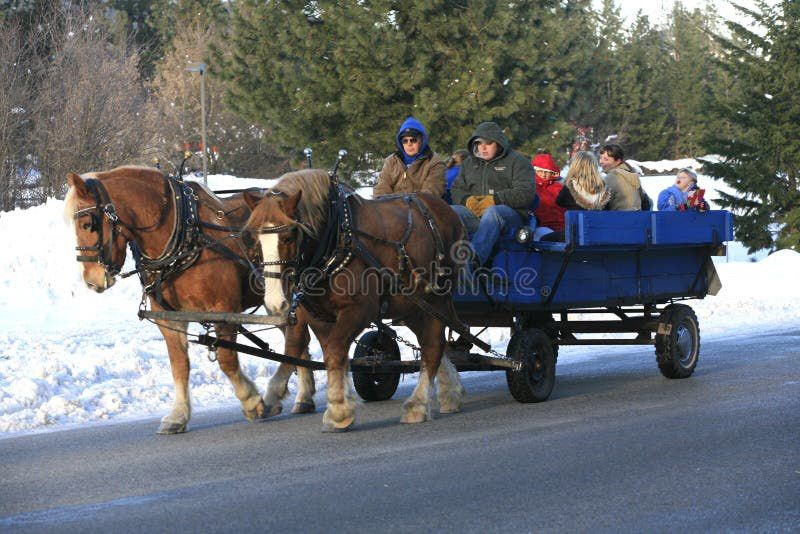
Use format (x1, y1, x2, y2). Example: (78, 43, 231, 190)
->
(373, 117, 445, 197)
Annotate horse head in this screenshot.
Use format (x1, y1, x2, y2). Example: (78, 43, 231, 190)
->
(244, 188, 303, 314)
(65, 172, 129, 293)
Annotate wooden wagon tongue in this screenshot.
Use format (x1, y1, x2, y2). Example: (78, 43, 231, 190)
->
(138, 310, 285, 326)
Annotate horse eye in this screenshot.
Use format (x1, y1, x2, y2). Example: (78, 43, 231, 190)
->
(81, 222, 92, 231)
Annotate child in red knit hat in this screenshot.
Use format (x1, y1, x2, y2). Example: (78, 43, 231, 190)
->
(530, 152, 566, 240)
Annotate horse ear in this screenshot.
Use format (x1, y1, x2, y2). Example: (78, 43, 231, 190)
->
(282, 191, 302, 217)
(67, 173, 90, 199)
(243, 189, 263, 210)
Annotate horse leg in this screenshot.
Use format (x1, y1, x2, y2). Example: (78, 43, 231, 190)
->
(263, 321, 315, 417)
(156, 321, 192, 434)
(316, 324, 357, 433)
(214, 323, 266, 422)
(436, 353, 465, 414)
(400, 316, 449, 423)
(291, 339, 317, 414)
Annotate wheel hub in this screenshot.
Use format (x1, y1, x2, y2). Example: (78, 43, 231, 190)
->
(676, 325, 695, 364)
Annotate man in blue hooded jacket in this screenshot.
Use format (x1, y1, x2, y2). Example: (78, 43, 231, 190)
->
(451, 121, 536, 266)
(373, 117, 445, 197)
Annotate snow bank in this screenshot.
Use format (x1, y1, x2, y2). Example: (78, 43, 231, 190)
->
(630, 154, 721, 175)
(0, 172, 794, 437)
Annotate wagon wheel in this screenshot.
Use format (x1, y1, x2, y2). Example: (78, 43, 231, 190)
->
(505, 328, 556, 403)
(352, 330, 401, 402)
(655, 304, 700, 379)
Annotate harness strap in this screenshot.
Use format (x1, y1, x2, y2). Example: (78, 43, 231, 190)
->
(348, 231, 489, 352)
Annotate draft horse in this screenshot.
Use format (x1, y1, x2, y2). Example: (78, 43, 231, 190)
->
(64, 166, 316, 434)
(245, 169, 466, 432)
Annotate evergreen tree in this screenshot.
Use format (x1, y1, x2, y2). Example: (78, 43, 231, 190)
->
(662, 3, 724, 158)
(586, 0, 626, 148)
(214, 0, 593, 176)
(610, 13, 672, 160)
(703, 0, 800, 252)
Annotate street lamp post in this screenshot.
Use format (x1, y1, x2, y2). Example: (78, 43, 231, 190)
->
(186, 62, 208, 185)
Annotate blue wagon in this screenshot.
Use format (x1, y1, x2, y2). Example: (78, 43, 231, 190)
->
(352, 209, 734, 403)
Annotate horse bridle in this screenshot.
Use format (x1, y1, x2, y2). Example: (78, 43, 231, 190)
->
(72, 178, 126, 277)
(72, 177, 175, 279)
(255, 189, 315, 280)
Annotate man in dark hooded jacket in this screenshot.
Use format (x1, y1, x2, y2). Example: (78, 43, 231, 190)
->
(451, 122, 536, 266)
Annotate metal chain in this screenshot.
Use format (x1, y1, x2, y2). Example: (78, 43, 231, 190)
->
(351, 323, 421, 360)
(357, 323, 510, 362)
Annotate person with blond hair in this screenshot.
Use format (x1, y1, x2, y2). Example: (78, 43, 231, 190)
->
(540, 151, 610, 242)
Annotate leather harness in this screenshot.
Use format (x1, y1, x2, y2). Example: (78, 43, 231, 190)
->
(72, 176, 258, 311)
(258, 180, 491, 352)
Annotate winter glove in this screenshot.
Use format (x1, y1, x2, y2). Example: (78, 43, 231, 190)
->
(465, 195, 495, 217)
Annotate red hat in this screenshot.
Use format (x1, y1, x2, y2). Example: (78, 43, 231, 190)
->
(532, 153, 560, 175)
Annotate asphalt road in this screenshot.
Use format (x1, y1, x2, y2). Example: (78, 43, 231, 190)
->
(1, 330, 798, 533)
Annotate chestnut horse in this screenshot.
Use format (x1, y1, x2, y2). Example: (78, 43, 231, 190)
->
(245, 169, 466, 432)
(64, 166, 316, 433)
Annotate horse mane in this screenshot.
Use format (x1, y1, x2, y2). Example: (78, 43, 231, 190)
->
(63, 166, 165, 224)
(273, 169, 334, 236)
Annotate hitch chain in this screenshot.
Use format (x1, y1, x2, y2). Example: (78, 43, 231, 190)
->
(359, 323, 511, 364)
(203, 325, 218, 362)
(355, 323, 421, 360)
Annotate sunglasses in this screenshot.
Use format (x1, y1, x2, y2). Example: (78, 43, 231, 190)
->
(401, 137, 421, 145)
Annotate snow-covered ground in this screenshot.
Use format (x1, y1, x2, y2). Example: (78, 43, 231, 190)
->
(0, 163, 796, 437)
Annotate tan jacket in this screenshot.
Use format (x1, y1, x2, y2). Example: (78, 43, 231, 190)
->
(373, 151, 445, 198)
(604, 162, 642, 211)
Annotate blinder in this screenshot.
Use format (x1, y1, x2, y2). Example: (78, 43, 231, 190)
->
(255, 188, 315, 281)
(72, 179, 124, 277)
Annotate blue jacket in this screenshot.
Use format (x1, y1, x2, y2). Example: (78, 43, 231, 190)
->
(443, 165, 460, 204)
(657, 185, 687, 211)
(395, 116, 429, 166)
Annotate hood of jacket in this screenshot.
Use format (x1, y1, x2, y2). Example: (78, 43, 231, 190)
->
(395, 116, 429, 165)
(467, 122, 509, 162)
(610, 161, 640, 188)
(567, 180, 611, 210)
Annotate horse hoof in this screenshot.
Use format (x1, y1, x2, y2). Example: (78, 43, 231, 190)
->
(321, 424, 349, 433)
(321, 422, 351, 433)
(263, 403, 283, 418)
(439, 405, 461, 414)
(321, 414, 354, 433)
(400, 409, 429, 424)
(242, 399, 267, 421)
(156, 422, 187, 435)
(291, 402, 315, 414)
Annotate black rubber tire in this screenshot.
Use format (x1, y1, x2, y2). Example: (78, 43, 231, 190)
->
(655, 304, 700, 379)
(520, 313, 559, 362)
(505, 328, 557, 403)
(352, 331, 401, 402)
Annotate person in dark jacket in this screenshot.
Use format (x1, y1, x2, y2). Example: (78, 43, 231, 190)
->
(450, 121, 536, 265)
(373, 117, 445, 197)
